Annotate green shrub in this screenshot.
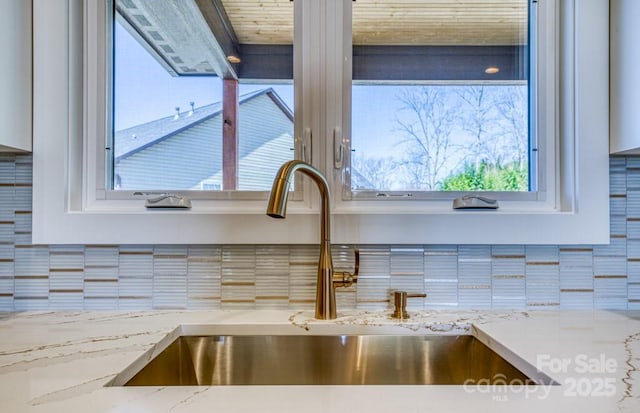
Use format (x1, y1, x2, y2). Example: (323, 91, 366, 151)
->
(441, 161, 527, 191)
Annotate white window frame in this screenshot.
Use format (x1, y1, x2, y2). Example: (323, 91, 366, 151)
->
(32, 0, 610, 245)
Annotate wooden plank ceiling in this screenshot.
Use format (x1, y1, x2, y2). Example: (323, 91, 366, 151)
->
(220, 0, 528, 46)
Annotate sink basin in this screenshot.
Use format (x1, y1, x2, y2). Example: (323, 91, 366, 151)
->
(112, 334, 550, 386)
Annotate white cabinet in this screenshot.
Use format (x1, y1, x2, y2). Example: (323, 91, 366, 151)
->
(0, 0, 32, 152)
(610, 0, 640, 154)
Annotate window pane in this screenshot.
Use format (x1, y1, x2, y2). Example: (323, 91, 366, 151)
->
(351, 0, 530, 192)
(112, 0, 294, 191)
(236, 84, 294, 190)
(112, 18, 221, 190)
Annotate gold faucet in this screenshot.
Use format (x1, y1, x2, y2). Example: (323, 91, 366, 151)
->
(266, 160, 359, 320)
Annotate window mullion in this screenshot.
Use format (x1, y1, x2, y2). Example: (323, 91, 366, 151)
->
(319, 0, 351, 202)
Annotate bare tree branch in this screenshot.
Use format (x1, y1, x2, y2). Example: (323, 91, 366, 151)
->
(395, 87, 459, 190)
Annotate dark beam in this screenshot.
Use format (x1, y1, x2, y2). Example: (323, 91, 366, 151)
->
(353, 45, 528, 82)
(238, 45, 294, 80)
(222, 79, 239, 190)
(194, 0, 241, 79)
(236, 44, 526, 82)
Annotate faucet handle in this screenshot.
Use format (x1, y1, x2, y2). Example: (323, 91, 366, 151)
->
(333, 248, 359, 288)
(353, 248, 359, 277)
(390, 290, 427, 320)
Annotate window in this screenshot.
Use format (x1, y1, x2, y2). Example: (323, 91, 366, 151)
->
(31, 0, 609, 245)
(349, 1, 533, 197)
(108, 0, 296, 194)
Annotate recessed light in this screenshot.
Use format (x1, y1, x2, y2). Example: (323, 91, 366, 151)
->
(485, 66, 500, 75)
(227, 55, 241, 64)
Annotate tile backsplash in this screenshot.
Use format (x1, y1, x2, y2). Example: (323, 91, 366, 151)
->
(0, 154, 637, 312)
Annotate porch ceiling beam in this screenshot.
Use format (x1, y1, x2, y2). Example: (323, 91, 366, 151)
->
(354, 45, 527, 82)
(194, 0, 241, 80)
(236, 45, 526, 82)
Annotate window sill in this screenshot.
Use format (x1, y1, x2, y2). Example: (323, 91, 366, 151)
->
(32, 201, 609, 245)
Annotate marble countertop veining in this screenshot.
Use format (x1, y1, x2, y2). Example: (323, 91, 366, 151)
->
(0, 310, 639, 412)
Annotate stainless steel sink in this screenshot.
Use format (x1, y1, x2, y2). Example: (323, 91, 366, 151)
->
(113, 334, 548, 386)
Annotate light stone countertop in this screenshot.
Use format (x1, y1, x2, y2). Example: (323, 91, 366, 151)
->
(0, 309, 639, 412)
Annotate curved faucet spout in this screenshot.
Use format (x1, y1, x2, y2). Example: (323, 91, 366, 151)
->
(266, 160, 331, 243)
(266, 160, 357, 320)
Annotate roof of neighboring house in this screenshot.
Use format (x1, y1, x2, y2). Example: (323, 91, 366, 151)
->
(114, 88, 292, 161)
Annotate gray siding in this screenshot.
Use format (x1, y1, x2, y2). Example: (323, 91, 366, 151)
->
(115, 93, 293, 190)
(116, 117, 222, 190)
(238, 94, 294, 190)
